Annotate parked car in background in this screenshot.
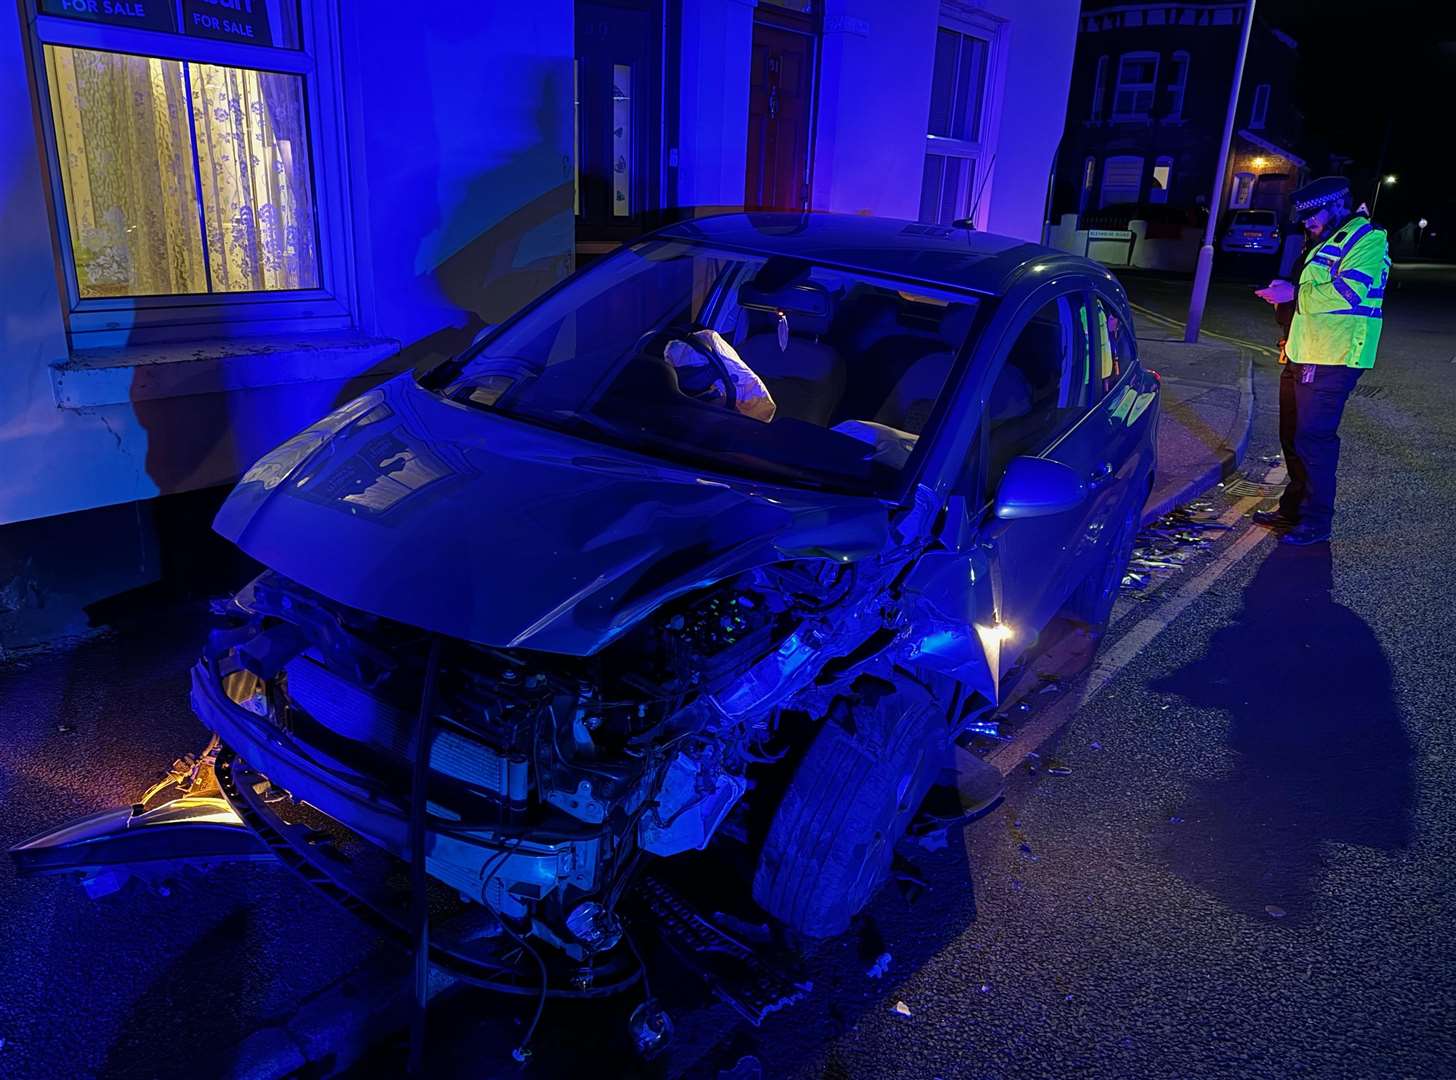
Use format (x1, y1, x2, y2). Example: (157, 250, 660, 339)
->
(14, 213, 1158, 1023)
(1221, 209, 1282, 254)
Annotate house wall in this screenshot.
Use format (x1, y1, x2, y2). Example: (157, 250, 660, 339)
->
(811, 0, 941, 220)
(811, 0, 1078, 240)
(0, 0, 1080, 647)
(0, 2, 574, 531)
(977, 0, 1080, 240)
(0, 2, 574, 645)
(677, 0, 756, 209)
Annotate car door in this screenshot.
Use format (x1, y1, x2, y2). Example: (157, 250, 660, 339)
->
(978, 290, 1120, 678)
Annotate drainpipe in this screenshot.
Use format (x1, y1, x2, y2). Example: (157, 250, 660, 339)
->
(1043, 136, 1062, 247)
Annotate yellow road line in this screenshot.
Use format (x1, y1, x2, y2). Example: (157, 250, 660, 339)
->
(1129, 301, 1279, 358)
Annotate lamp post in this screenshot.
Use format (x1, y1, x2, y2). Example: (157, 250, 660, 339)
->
(1418, 217, 1429, 254)
(1185, 0, 1258, 343)
(1371, 174, 1396, 218)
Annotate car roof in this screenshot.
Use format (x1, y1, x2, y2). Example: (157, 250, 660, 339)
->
(653, 212, 1115, 298)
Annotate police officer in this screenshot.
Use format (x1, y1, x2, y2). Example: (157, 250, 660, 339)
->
(1253, 177, 1390, 545)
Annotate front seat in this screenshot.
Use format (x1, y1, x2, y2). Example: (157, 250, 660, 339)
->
(873, 302, 980, 435)
(734, 281, 845, 426)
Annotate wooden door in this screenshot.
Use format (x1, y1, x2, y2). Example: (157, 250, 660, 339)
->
(745, 24, 814, 211)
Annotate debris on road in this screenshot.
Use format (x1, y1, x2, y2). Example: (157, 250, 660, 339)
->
(964, 717, 1003, 739)
(892, 1000, 913, 1018)
(1122, 503, 1231, 595)
(866, 952, 892, 979)
(1265, 905, 1287, 919)
(1045, 765, 1073, 777)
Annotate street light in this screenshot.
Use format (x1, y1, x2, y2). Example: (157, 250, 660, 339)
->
(1419, 217, 1429, 254)
(1185, 0, 1258, 343)
(1371, 174, 1397, 217)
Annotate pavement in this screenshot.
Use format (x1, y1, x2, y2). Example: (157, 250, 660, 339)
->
(0, 323, 1274, 1080)
(1133, 323, 1259, 524)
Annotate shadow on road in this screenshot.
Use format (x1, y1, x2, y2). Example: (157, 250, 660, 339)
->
(1152, 543, 1414, 917)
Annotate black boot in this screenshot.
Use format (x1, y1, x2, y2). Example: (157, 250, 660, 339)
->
(1281, 522, 1332, 545)
(1252, 508, 1299, 530)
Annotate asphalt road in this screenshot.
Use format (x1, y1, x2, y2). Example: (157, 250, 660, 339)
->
(743, 263, 1456, 1080)
(1, 264, 1452, 1079)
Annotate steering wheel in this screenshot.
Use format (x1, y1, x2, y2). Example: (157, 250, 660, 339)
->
(637, 327, 738, 412)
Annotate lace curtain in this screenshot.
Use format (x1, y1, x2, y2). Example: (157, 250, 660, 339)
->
(45, 45, 318, 298)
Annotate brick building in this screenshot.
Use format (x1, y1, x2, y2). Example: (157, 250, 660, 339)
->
(1053, 1, 1308, 229)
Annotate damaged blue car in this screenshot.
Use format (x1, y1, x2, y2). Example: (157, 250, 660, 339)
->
(14, 213, 1157, 1009)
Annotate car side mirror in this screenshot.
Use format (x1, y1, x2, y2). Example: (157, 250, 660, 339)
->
(992, 456, 1087, 520)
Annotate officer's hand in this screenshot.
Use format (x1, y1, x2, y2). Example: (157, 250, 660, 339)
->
(1254, 279, 1295, 304)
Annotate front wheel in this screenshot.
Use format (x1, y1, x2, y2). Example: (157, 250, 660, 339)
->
(752, 676, 945, 939)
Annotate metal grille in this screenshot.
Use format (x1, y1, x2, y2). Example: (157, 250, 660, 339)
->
(284, 657, 506, 794)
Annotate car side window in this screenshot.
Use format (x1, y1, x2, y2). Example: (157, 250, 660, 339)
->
(984, 294, 1088, 490)
(1088, 296, 1135, 399)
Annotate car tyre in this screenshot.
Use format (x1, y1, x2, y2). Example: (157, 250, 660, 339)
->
(752, 676, 944, 939)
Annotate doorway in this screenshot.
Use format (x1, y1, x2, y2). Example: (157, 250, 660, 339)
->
(745, 15, 816, 211)
(576, 0, 665, 246)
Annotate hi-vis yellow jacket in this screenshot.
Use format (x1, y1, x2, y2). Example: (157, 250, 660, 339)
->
(1286, 215, 1390, 368)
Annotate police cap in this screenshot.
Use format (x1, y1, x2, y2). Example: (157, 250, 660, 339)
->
(1289, 176, 1351, 222)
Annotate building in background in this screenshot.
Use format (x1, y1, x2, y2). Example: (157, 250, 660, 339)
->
(0, 0, 1077, 646)
(1048, 0, 1309, 270)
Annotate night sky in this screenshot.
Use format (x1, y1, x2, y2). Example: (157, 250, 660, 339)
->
(1257, 0, 1456, 241)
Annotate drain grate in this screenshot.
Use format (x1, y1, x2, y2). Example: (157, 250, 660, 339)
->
(1222, 477, 1284, 498)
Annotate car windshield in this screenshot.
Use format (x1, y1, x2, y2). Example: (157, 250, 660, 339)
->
(1233, 211, 1276, 227)
(438, 239, 985, 498)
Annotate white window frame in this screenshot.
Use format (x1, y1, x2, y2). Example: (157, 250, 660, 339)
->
(1111, 51, 1159, 122)
(920, 4, 1006, 230)
(25, 4, 357, 346)
(1165, 50, 1189, 120)
(1249, 82, 1270, 129)
(1089, 55, 1108, 123)
(1230, 171, 1255, 209)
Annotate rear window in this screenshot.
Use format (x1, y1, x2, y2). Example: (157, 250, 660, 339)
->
(1232, 211, 1277, 227)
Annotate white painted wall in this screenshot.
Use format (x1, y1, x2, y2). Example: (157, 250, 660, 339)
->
(0, 2, 574, 527)
(812, 0, 941, 219)
(677, 0, 756, 209)
(0, 0, 1076, 530)
(811, 0, 1078, 240)
(0, 22, 157, 524)
(977, 0, 1080, 241)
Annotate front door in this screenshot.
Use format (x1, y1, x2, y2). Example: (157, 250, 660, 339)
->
(745, 22, 814, 211)
(576, 0, 661, 242)
(978, 293, 1107, 678)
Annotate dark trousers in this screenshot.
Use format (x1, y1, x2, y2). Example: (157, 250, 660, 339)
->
(1278, 363, 1363, 529)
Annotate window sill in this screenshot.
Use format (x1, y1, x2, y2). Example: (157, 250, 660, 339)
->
(51, 332, 403, 410)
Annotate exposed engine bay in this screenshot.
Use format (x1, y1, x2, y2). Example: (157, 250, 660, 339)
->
(196, 542, 968, 976)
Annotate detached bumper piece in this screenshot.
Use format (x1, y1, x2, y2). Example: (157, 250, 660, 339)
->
(637, 873, 811, 1026)
(9, 793, 272, 898)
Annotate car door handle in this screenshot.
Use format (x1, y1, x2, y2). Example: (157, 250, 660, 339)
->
(1088, 462, 1115, 490)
